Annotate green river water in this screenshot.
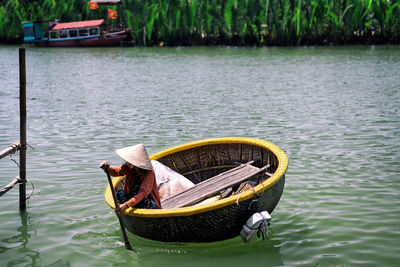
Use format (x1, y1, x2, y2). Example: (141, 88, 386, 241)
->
(0, 45, 399, 266)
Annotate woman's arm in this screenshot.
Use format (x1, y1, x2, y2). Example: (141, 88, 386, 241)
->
(99, 161, 126, 177)
(126, 171, 155, 207)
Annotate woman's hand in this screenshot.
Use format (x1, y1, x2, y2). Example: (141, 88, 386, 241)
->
(114, 203, 129, 215)
(99, 161, 110, 171)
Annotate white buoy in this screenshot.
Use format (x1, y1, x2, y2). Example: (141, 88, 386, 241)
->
(240, 211, 271, 243)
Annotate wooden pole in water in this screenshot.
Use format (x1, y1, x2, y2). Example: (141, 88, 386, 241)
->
(19, 47, 27, 209)
(105, 168, 133, 251)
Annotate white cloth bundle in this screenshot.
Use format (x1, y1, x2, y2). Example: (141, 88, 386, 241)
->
(151, 160, 195, 200)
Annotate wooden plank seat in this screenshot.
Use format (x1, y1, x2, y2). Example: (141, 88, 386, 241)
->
(161, 161, 271, 209)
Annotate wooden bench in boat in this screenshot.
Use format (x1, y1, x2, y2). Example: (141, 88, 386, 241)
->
(161, 161, 271, 209)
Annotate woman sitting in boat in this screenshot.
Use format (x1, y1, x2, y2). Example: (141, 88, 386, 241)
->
(100, 144, 162, 212)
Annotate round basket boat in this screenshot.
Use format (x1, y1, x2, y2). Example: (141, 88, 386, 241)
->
(104, 137, 288, 243)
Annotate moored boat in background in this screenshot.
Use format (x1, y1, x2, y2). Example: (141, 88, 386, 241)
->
(22, 0, 129, 47)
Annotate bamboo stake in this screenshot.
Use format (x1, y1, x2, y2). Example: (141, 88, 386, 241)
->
(19, 47, 27, 209)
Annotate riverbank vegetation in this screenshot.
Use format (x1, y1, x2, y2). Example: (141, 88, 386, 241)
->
(1, 0, 399, 45)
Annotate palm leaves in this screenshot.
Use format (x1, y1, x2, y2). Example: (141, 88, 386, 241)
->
(1, 0, 399, 45)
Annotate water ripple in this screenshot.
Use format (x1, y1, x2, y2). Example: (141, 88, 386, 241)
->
(1, 46, 399, 266)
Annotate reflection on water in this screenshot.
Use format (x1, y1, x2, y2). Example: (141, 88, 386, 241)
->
(0, 45, 400, 266)
(0, 210, 40, 266)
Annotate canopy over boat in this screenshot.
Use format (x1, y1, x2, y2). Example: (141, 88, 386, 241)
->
(104, 137, 288, 242)
(51, 19, 104, 30)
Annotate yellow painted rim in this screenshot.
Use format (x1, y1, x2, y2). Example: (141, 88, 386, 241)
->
(104, 137, 288, 218)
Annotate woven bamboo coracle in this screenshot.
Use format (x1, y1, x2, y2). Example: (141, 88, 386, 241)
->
(104, 137, 288, 242)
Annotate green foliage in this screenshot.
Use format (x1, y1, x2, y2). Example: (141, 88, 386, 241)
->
(1, 0, 399, 45)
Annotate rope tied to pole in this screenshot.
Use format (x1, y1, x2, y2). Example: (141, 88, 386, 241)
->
(0, 142, 34, 165)
(7, 142, 34, 167)
(0, 175, 35, 200)
(0, 142, 20, 160)
(9, 143, 21, 152)
(10, 153, 20, 167)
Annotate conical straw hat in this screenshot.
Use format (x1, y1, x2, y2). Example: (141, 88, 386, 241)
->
(116, 144, 153, 170)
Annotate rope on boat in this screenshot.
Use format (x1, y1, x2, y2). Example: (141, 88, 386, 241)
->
(234, 181, 265, 211)
(247, 183, 263, 211)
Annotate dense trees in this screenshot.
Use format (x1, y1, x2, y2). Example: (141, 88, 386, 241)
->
(1, 0, 399, 45)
